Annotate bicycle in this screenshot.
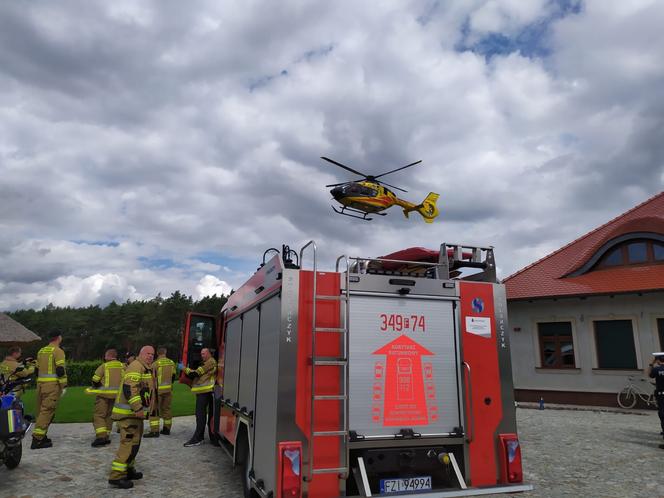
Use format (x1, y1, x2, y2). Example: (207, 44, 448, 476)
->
(616, 376, 657, 409)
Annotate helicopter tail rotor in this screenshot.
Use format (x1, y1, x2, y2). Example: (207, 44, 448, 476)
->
(402, 192, 440, 223)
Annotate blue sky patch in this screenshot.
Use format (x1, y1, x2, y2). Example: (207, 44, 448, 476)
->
(138, 256, 179, 270)
(249, 44, 333, 91)
(195, 251, 254, 273)
(71, 239, 120, 247)
(456, 0, 582, 59)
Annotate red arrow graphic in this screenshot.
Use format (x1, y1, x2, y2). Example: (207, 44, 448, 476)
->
(372, 335, 434, 427)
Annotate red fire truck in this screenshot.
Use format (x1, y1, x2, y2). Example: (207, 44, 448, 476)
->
(180, 241, 532, 497)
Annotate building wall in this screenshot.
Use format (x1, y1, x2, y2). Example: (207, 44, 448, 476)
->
(507, 292, 664, 404)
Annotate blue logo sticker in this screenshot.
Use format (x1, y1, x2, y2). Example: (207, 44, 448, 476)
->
(471, 297, 484, 313)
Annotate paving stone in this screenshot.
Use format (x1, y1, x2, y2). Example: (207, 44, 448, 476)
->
(1, 416, 243, 498)
(499, 407, 664, 498)
(2, 409, 663, 497)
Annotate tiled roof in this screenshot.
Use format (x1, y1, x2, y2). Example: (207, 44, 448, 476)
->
(504, 191, 664, 300)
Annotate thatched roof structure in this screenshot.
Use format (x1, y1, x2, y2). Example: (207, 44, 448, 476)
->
(0, 313, 41, 345)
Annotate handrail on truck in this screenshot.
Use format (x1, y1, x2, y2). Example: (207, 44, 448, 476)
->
(341, 242, 497, 283)
(299, 241, 317, 483)
(335, 254, 351, 480)
(462, 362, 474, 443)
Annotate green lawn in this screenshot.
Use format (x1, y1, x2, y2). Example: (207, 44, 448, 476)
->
(20, 383, 195, 423)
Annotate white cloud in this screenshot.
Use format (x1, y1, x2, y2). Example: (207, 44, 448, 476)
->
(0, 0, 662, 311)
(196, 275, 233, 300)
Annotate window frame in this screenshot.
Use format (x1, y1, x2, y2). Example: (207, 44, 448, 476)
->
(535, 321, 577, 369)
(591, 317, 641, 371)
(595, 239, 664, 270)
(656, 316, 664, 351)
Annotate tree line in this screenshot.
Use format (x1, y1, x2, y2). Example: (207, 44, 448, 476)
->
(5, 291, 227, 362)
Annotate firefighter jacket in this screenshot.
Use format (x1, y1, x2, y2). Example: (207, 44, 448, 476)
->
(111, 358, 153, 420)
(153, 356, 176, 393)
(0, 357, 35, 396)
(36, 344, 67, 387)
(88, 359, 124, 399)
(186, 357, 216, 394)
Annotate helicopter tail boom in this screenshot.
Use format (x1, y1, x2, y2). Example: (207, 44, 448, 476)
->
(402, 192, 440, 223)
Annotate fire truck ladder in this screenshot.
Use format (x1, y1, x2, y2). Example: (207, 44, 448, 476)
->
(299, 241, 350, 482)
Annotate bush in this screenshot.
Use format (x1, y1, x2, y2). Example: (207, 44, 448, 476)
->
(64, 360, 103, 386)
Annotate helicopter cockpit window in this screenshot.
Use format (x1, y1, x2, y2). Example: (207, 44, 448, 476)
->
(343, 184, 377, 197)
(188, 316, 215, 369)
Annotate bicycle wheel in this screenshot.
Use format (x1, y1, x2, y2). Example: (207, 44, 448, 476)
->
(617, 388, 637, 409)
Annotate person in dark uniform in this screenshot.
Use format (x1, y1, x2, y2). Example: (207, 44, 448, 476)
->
(647, 352, 664, 449)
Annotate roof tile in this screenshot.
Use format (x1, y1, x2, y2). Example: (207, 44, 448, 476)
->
(504, 192, 664, 300)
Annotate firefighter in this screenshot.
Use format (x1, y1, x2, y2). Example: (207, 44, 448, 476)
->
(89, 349, 124, 447)
(108, 345, 155, 489)
(31, 330, 67, 449)
(183, 347, 218, 447)
(0, 346, 35, 398)
(648, 352, 664, 449)
(144, 346, 176, 437)
(124, 352, 135, 366)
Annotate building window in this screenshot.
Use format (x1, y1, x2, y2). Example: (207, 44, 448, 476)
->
(602, 248, 623, 266)
(538, 322, 575, 368)
(658, 318, 664, 350)
(626, 242, 647, 263)
(595, 239, 664, 269)
(655, 243, 664, 261)
(594, 320, 638, 369)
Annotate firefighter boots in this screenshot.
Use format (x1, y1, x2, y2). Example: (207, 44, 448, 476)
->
(91, 438, 110, 447)
(127, 468, 143, 480)
(143, 431, 159, 438)
(160, 427, 170, 435)
(108, 479, 134, 489)
(30, 437, 53, 450)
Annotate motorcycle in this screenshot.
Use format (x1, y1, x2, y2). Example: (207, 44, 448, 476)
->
(0, 374, 33, 470)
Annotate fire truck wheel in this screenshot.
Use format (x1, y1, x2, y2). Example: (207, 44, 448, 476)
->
(236, 435, 256, 498)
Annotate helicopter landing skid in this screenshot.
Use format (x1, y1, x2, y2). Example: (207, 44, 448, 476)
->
(332, 205, 386, 221)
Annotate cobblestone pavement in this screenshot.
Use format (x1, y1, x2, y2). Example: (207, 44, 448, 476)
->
(2, 416, 244, 498)
(2, 409, 663, 497)
(502, 407, 664, 498)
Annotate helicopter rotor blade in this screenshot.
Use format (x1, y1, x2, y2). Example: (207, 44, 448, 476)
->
(321, 157, 368, 178)
(325, 181, 352, 188)
(377, 180, 408, 193)
(373, 160, 422, 180)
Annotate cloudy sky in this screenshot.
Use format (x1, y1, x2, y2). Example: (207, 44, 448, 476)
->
(1, 0, 663, 311)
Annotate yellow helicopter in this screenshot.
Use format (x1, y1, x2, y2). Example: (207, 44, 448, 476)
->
(322, 156, 440, 222)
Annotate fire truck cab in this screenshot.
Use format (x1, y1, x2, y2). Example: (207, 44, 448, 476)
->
(180, 241, 532, 497)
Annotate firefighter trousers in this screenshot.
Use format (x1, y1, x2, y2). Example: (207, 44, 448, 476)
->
(33, 382, 62, 440)
(109, 417, 144, 480)
(148, 390, 173, 433)
(193, 392, 214, 441)
(93, 396, 115, 439)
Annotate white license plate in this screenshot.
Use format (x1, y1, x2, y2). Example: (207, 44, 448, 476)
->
(380, 476, 432, 493)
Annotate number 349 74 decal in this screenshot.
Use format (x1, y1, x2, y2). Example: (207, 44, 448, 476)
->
(379, 313, 426, 332)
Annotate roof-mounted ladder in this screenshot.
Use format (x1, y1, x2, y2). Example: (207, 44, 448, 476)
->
(299, 241, 350, 482)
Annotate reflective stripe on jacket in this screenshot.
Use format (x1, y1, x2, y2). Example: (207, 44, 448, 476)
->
(0, 358, 34, 396)
(153, 357, 176, 392)
(112, 359, 152, 420)
(87, 360, 124, 398)
(37, 344, 67, 386)
(187, 357, 217, 394)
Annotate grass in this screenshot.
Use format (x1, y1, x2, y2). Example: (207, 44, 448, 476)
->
(19, 383, 196, 423)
